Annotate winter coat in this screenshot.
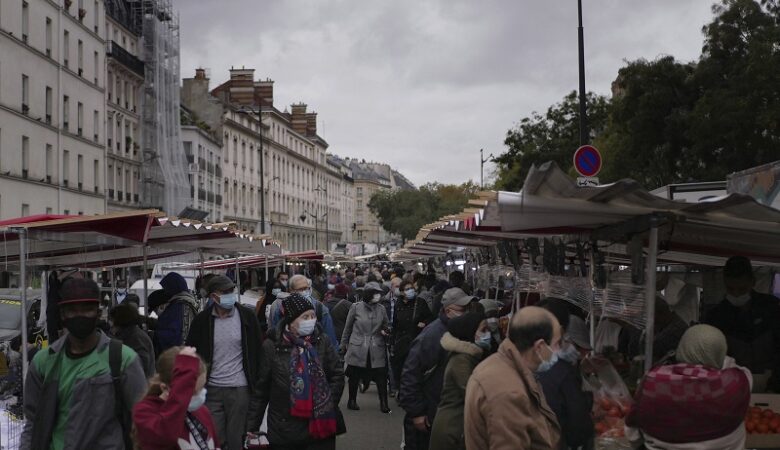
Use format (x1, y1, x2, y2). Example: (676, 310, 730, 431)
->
(391, 297, 434, 359)
(154, 292, 199, 354)
(341, 301, 389, 368)
(247, 325, 344, 446)
(268, 296, 340, 352)
(324, 297, 352, 346)
(21, 331, 147, 450)
(464, 339, 561, 450)
(398, 314, 449, 421)
(537, 358, 594, 449)
(429, 332, 484, 450)
(185, 304, 263, 394)
(133, 354, 220, 450)
(114, 324, 156, 378)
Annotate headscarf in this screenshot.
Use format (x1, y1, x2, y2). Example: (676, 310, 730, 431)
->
(675, 324, 727, 369)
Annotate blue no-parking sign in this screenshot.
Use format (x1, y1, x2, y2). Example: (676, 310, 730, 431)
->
(573, 145, 602, 177)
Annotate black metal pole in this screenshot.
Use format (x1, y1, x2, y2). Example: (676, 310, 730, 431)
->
(324, 187, 329, 251)
(578, 0, 588, 146)
(258, 106, 266, 234)
(480, 148, 484, 188)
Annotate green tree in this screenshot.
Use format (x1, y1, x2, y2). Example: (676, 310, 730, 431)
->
(367, 182, 478, 242)
(687, 0, 780, 181)
(493, 91, 610, 191)
(596, 56, 698, 188)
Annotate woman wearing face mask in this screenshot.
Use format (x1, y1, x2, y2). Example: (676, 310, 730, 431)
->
(247, 294, 344, 450)
(429, 312, 488, 450)
(389, 281, 434, 396)
(340, 281, 391, 413)
(133, 346, 219, 450)
(537, 299, 594, 450)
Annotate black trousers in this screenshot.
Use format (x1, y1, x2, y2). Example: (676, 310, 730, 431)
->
(403, 414, 431, 450)
(273, 437, 336, 450)
(347, 352, 388, 402)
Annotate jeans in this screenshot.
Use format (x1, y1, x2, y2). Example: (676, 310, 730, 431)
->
(206, 385, 250, 450)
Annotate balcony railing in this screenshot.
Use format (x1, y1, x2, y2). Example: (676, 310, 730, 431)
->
(107, 41, 144, 77)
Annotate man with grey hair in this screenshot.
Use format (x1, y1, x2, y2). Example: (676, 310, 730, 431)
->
(464, 306, 562, 449)
(268, 274, 339, 351)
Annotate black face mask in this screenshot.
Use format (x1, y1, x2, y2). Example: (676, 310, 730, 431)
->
(63, 316, 98, 339)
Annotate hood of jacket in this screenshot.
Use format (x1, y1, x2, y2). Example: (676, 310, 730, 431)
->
(440, 332, 483, 357)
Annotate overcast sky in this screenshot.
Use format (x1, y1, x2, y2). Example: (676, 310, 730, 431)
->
(171, 1, 715, 187)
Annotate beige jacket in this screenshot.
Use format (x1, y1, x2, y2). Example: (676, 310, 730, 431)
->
(464, 339, 561, 450)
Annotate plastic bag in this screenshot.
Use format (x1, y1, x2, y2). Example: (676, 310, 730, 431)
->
(582, 356, 633, 449)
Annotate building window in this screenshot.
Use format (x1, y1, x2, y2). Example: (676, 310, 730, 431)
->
(93, 51, 99, 84)
(45, 144, 53, 183)
(21, 136, 29, 179)
(77, 154, 83, 190)
(93, 110, 99, 142)
(63, 96, 69, 129)
(77, 40, 83, 76)
(45, 17, 52, 56)
(46, 207, 52, 215)
(357, 187, 363, 197)
(63, 30, 70, 67)
(21, 75, 29, 114)
(77, 102, 83, 136)
(93, 159, 99, 193)
(22, 204, 29, 217)
(93, 0, 99, 32)
(45, 87, 52, 124)
(22, 2, 29, 43)
(63, 150, 70, 186)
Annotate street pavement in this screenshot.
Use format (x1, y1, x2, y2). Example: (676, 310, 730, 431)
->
(337, 384, 405, 449)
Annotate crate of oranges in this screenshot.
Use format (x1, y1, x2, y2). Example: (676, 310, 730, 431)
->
(745, 394, 780, 448)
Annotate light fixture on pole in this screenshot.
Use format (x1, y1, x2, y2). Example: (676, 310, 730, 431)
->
(480, 148, 494, 188)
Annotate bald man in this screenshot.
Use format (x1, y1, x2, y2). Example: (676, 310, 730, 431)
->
(464, 306, 563, 450)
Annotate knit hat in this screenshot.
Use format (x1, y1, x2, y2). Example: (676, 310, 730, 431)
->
(676, 324, 727, 369)
(160, 272, 188, 296)
(282, 294, 314, 323)
(447, 311, 485, 342)
(334, 283, 350, 298)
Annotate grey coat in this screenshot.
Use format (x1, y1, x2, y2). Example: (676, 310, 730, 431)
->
(341, 301, 389, 368)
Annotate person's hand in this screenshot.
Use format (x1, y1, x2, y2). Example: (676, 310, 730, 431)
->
(412, 416, 430, 432)
(179, 346, 198, 358)
(417, 322, 426, 329)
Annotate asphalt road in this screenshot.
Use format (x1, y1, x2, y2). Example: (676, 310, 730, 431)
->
(337, 384, 405, 450)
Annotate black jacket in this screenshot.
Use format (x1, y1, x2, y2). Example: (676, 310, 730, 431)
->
(391, 297, 434, 359)
(324, 297, 352, 345)
(185, 304, 263, 394)
(247, 324, 344, 445)
(399, 313, 449, 420)
(537, 359, 594, 449)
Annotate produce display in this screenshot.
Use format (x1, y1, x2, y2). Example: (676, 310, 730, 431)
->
(746, 406, 780, 434)
(592, 394, 631, 438)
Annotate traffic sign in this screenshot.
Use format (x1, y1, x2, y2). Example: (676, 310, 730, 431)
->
(577, 177, 599, 187)
(573, 145, 602, 177)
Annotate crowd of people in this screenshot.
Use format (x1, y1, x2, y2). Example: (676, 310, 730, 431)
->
(15, 255, 780, 450)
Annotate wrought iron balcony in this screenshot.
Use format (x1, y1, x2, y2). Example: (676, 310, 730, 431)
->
(107, 41, 144, 77)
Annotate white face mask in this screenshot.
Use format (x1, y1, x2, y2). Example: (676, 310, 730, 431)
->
(297, 318, 316, 336)
(188, 387, 207, 412)
(272, 288, 282, 296)
(370, 293, 381, 303)
(726, 292, 751, 307)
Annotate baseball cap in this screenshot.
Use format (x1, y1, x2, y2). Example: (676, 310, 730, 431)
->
(442, 287, 473, 308)
(206, 275, 236, 295)
(364, 281, 384, 294)
(59, 278, 100, 306)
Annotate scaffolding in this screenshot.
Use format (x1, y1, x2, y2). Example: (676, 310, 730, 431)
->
(132, 0, 190, 214)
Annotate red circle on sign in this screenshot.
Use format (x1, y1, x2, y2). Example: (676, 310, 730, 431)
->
(573, 145, 602, 177)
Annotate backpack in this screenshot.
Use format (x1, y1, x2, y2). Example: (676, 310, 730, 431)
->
(109, 339, 133, 450)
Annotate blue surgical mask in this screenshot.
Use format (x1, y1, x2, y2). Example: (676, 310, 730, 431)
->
(535, 344, 559, 373)
(272, 288, 282, 296)
(557, 342, 580, 364)
(188, 387, 207, 412)
(217, 292, 238, 310)
(405, 288, 416, 300)
(476, 332, 492, 349)
(297, 318, 316, 336)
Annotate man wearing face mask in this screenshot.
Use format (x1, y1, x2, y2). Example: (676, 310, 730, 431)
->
(537, 299, 594, 450)
(705, 256, 780, 392)
(399, 287, 475, 450)
(464, 306, 563, 450)
(390, 281, 434, 397)
(185, 275, 263, 450)
(21, 278, 147, 450)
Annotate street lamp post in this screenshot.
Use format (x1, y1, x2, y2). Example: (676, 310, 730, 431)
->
(300, 209, 326, 251)
(480, 148, 494, 188)
(257, 105, 267, 234)
(578, 0, 589, 145)
(314, 184, 328, 251)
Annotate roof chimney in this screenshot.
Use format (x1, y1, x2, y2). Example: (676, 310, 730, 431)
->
(305, 112, 317, 136)
(195, 68, 207, 80)
(227, 67, 255, 106)
(254, 79, 274, 107)
(290, 103, 308, 135)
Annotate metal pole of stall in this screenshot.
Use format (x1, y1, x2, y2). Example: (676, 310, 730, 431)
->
(589, 246, 596, 351)
(643, 219, 660, 373)
(198, 250, 204, 285)
(264, 257, 269, 283)
(235, 257, 241, 295)
(18, 228, 29, 382)
(142, 245, 149, 318)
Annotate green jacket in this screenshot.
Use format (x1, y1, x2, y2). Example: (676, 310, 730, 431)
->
(429, 332, 485, 450)
(21, 331, 147, 450)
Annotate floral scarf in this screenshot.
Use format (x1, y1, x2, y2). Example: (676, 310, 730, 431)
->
(284, 330, 337, 439)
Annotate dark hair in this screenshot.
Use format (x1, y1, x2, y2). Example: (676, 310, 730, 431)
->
(382, 271, 391, 281)
(424, 273, 437, 290)
(60, 278, 100, 302)
(724, 256, 753, 279)
(366, 273, 378, 283)
(277, 271, 289, 279)
(147, 347, 206, 397)
(402, 281, 414, 290)
(537, 298, 570, 331)
(449, 270, 465, 287)
(508, 315, 554, 352)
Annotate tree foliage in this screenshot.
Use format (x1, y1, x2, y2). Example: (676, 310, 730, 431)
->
(367, 182, 480, 241)
(495, 0, 780, 191)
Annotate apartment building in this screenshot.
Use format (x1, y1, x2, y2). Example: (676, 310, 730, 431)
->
(0, 0, 106, 218)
